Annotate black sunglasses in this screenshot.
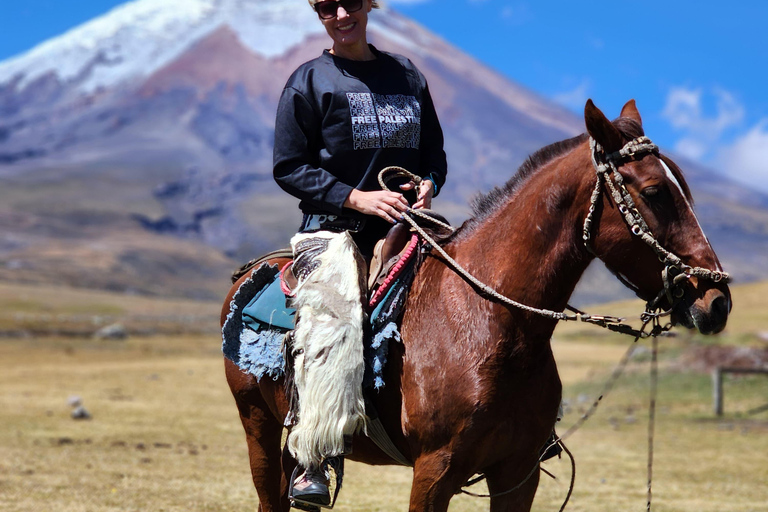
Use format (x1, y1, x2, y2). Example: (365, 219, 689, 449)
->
(314, 0, 364, 20)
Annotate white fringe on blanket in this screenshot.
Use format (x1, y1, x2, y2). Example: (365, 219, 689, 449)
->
(287, 230, 367, 468)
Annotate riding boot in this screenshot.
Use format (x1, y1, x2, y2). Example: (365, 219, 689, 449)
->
(291, 465, 331, 508)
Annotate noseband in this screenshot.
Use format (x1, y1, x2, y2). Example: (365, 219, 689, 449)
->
(583, 136, 730, 327)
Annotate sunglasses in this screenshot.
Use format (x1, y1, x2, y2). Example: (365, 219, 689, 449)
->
(314, 0, 364, 20)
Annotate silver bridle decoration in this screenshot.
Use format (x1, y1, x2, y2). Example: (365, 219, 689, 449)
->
(584, 136, 730, 316)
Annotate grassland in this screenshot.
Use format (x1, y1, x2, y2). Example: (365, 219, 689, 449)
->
(0, 281, 766, 511)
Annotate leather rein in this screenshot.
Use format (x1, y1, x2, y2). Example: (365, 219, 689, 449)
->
(381, 134, 730, 339)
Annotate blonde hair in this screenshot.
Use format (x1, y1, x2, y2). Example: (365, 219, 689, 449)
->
(308, 0, 381, 8)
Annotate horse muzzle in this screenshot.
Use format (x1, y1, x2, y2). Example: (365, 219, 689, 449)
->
(672, 284, 731, 335)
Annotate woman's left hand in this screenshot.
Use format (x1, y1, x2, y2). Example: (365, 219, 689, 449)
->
(400, 180, 434, 210)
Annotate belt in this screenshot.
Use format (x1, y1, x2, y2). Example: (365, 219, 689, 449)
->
(300, 213, 365, 233)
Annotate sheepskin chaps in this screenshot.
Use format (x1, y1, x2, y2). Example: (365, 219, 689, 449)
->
(287, 230, 367, 469)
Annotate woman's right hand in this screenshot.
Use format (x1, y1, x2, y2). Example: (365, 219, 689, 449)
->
(344, 189, 409, 224)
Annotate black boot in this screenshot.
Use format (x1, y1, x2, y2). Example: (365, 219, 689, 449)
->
(291, 466, 331, 508)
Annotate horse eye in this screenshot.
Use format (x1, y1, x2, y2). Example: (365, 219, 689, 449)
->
(641, 186, 660, 199)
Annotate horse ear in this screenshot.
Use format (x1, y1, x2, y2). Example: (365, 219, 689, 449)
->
(620, 99, 642, 125)
(585, 99, 623, 152)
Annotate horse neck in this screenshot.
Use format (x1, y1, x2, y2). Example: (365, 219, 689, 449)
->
(447, 146, 595, 339)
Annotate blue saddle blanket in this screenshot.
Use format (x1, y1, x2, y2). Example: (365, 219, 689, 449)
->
(222, 261, 414, 390)
(241, 273, 296, 331)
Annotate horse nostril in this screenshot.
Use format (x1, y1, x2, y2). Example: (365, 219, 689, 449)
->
(712, 294, 729, 318)
(701, 293, 731, 334)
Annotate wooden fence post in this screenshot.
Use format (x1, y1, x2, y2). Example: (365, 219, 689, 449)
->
(713, 367, 723, 417)
(712, 367, 768, 417)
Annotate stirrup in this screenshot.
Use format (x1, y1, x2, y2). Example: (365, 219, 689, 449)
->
(291, 499, 324, 512)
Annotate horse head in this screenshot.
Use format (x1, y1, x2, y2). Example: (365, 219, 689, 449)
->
(584, 99, 731, 334)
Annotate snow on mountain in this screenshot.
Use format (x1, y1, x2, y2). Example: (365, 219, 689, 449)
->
(0, 0, 578, 135)
(0, 0, 325, 94)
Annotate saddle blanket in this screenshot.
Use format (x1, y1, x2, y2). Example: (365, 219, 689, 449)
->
(222, 257, 417, 390)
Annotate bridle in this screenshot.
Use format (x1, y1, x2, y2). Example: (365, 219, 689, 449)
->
(381, 133, 730, 339)
(582, 136, 730, 333)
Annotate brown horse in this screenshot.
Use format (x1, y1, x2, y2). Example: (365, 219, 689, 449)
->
(221, 100, 731, 512)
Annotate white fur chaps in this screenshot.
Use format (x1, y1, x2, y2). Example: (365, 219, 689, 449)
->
(287, 230, 367, 468)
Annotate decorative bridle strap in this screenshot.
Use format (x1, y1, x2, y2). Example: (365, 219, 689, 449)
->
(585, 137, 730, 289)
(583, 137, 658, 252)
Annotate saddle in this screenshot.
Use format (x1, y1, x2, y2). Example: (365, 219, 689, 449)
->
(236, 224, 422, 335)
(227, 212, 452, 383)
(232, 209, 452, 307)
(368, 222, 412, 290)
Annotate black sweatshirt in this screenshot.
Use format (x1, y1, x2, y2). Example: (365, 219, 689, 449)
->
(273, 46, 447, 246)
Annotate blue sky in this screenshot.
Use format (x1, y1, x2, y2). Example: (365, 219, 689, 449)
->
(388, 0, 768, 190)
(2, 0, 767, 190)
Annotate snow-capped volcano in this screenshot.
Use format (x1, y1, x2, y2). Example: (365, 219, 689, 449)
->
(0, 0, 765, 300)
(0, 0, 574, 135)
(0, 0, 327, 93)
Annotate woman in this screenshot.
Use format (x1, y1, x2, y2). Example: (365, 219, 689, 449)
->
(273, 0, 447, 506)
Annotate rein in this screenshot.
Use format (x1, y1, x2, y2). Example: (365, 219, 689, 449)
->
(378, 138, 729, 509)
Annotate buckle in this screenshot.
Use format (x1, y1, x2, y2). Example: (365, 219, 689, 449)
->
(301, 214, 364, 233)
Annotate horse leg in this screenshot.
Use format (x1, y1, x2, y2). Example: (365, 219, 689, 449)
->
(235, 397, 288, 511)
(227, 363, 289, 512)
(408, 451, 466, 512)
(484, 459, 541, 512)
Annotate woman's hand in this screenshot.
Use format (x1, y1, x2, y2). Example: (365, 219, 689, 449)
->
(400, 180, 434, 210)
(344, 189, 409, 224)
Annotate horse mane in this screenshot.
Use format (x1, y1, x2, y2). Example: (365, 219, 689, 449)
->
(451, 117, 693, 240)
(451, 133, 587, 238)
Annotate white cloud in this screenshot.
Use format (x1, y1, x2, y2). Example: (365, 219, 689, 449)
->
(662, 86, 745, 161)
(588, 35, 604, 50)
(662, 86, 768, 193)
(673, 138, 708, 161)
(663, 87, 704, 129)
(716, 120, 768, 189)
(552, 79, 591, 111)
(500, 2, 532, 25)
(385, 0, 433, 4)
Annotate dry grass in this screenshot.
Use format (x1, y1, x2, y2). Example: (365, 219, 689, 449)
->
(0, 281, 767, 511)
(0, 282, 221, 335)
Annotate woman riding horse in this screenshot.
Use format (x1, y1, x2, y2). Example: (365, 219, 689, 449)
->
(224, 97, 730, 511)
(272, 0, 447, 506)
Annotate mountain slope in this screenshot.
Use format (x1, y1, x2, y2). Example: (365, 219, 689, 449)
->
(0, 0, 766, 302)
